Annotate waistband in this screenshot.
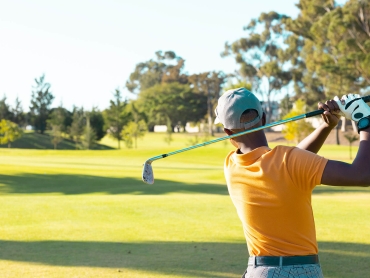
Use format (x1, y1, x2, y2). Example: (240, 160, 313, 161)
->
(248, 255, 319, 267)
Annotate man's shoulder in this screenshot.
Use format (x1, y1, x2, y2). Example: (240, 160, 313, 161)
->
(270, 145, 296, 154)
(272, 145, 310, 154)
(272, 145, 295, 150)
(272, 145, 326, 165)
(270, 145, 322, 161)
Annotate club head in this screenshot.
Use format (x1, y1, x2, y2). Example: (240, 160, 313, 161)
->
(142, 161, 154, 184)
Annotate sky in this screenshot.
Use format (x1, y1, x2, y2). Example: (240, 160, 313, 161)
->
(0, 0, 301, 111)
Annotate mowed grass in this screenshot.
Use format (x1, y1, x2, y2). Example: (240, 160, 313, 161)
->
(0, 132, 369, 278)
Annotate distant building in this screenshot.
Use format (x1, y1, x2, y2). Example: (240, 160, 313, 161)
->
(153, 125, 167, 132)
(154, 123, 202, 133)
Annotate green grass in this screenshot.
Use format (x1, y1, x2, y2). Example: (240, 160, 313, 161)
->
(0, 132, 369, 277)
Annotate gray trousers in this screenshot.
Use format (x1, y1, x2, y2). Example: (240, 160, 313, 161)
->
(242, 264, 324, 278)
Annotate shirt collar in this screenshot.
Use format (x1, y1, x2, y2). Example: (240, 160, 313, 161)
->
(232, 146, 271, 165)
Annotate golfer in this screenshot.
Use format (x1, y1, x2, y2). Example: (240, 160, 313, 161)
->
(214, 88, 370, 278)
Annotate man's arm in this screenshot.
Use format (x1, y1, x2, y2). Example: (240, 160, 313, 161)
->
(297, 122, 335, 153)
(321, 127, 370, 186)
(320, 94, 370, 186)
(297, 101, 340, 153)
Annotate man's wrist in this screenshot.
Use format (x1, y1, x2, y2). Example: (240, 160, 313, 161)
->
(357, 116, 370, 134)
(322, 121, 337, 130)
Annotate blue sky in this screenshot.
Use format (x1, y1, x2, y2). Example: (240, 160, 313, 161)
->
(0, 0, 301, 111)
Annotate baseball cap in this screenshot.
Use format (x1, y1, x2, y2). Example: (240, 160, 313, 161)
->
(214, 88, 263, 129)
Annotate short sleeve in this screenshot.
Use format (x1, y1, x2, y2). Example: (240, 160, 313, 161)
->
(284, 147, 328, 191)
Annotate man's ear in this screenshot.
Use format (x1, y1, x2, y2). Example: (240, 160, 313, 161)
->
(224, 128, 239, 149)
(224, 128, 233, 136)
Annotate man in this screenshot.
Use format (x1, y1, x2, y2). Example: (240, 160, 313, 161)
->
(214, 88, 370, 278)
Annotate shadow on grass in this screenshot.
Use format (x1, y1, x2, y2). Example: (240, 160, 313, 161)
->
(0, 132, 114, 150)
(0, 240, 368, 277)
(0, 240, 248, 277)
(0, 174, 229, 195)
(0, 172, 368, 196)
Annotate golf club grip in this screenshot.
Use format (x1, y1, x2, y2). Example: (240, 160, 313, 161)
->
(305, 95, 370, 118)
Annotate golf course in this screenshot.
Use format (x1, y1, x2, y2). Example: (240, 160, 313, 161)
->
(0, 132, 369, 278)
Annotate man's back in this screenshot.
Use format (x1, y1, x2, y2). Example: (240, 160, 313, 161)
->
(224, 145, 328, 256)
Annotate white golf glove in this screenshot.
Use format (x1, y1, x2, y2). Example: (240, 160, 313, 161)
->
(334, 94, 370, 122)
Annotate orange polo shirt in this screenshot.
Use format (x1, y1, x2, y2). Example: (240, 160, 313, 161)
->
(224, 145, 328, 256)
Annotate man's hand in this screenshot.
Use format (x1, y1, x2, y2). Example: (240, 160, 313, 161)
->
(318, 100, 341, 129)
(334, 94, 370, 122)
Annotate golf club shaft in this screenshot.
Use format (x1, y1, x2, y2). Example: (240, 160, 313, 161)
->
(146, 95, 370, 164)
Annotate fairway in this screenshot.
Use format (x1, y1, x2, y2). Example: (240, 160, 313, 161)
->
(0, 133, 369, 278)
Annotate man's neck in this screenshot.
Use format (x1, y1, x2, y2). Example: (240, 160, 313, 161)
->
(237, 132, 269, 154)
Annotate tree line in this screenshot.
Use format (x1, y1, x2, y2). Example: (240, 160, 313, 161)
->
(0, 75, 138, 149)
(1, 0, 370, 148)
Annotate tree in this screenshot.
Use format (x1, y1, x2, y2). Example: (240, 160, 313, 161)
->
(126, 50, 188, 94)
(223, 79, 252, 91)
(105, 89, 131, 149)
(121, 102, 147, 148)
(128, 101, 147, 127)
(30, 74, 54, 134)
(283, 0, 366, 109)
(333, 0, 370, 87)
(221, 12, 292, 123)
(163, 116, 173, 145)
(188, 71, 226, 135)
(136, 82, 207, 132)
(0, 119, 23, 148)
(283, 0, 364, 144)
(50, 125, 62, 150)
(280, 3, 327, 110)
(282, 99, 314, 144)
(48, 106, 69, 149)
(89, 108, 106, 141)
(11, 97, 25, 126)
(279, 93, 294, 120)
(344, 132, 359, 160)
(81, 113, 97, 150)
(69, 107, 85, 149)
(121, 120, 147, 149)
(0, 96, 13, 120)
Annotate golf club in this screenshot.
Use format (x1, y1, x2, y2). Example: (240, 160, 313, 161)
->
(142, 95, 370, 184)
